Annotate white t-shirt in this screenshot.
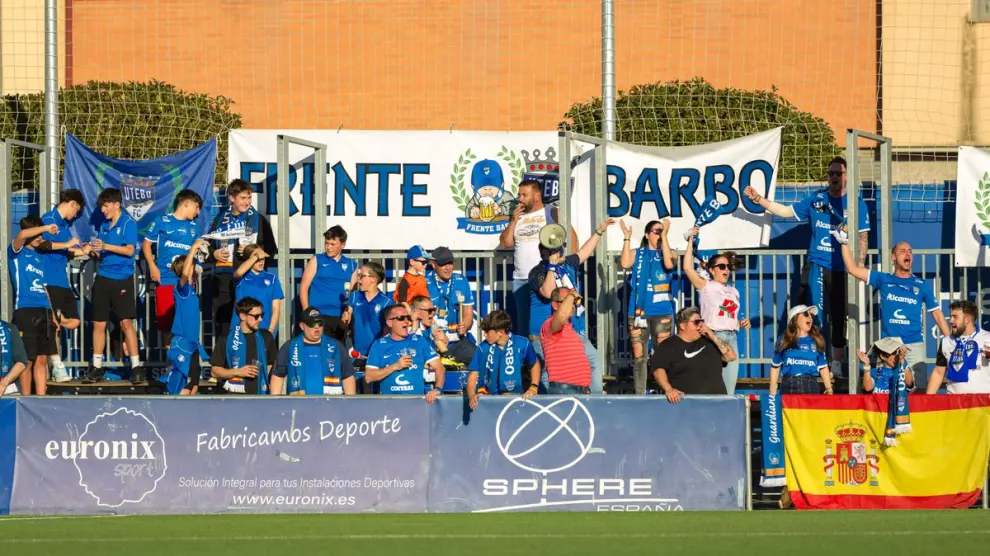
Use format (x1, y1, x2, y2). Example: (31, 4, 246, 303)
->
(512, 206, 553, 280)
(699, 280, 741, 332)
(940, 330, 990, 394)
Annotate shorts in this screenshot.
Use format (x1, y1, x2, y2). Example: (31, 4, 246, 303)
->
(155, 284, 176, 332)
(46, 286, 79, 321)
(92, 275, 137, 321)
(13, 307, 57, 360)
(629, 315, 674, 351)
(799, 263, 847, 349)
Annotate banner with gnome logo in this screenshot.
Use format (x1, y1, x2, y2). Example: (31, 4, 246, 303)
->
(954, 146, 990, 267)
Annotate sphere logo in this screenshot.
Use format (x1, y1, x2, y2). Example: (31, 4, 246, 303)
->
(494, 397, 595, 474)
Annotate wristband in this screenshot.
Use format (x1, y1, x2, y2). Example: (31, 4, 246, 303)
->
(595, 229, 604, 236)
(528, 384, 538, 391)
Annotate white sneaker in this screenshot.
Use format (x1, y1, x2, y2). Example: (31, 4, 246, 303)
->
(51, 361, 71, 383)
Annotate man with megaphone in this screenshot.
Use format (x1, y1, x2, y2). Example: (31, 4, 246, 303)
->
(527, 219, 615, 394)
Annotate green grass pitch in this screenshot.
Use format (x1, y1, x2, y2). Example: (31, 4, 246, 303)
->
(1, 511, 988, 556)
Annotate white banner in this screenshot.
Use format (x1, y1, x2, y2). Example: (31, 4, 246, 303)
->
(228, 128, 780, 251)
(954, 146, 990, 267)
(571, 127, 781, 252)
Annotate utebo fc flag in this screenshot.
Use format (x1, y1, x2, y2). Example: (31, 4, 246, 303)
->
(63, 133, 218, 240)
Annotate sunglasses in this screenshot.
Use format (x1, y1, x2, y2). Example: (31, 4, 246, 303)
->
(304, 320, 325, 328)
(419, 307, 437, 314)
(245, 311, 264, 320)
(390, 315, 412, 322)
(827, 170, 845, 176)
(648, 228, 662, 235)
(710, 263, 730, 271)
(689, 318, 705, 326)
(414, 259, 428, 264)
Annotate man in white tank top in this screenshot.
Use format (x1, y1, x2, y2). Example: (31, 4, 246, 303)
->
(499, 180, 576, 335)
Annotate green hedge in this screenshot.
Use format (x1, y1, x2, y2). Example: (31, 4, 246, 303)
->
(1, 80, 241, 190)
(563, 77, 841, 182)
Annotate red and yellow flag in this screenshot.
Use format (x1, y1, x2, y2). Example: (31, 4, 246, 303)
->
(783, 394, 990, 510)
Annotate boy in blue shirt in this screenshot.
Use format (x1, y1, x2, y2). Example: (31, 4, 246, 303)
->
(467, 310, 540, 410)
(141, 189, 203, 350)
(271, 308, 355, 396)
(83, 188, 144, 384)
(344, 261, 394, 359)
(365, 305, 444, 402)
(162, 238, 210, 395)
(299, 225, 359, 342)
(232, 244, 285, 336)
(40, 189, 86, 382)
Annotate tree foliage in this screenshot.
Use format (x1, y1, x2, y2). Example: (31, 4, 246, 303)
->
(563, 77, 841, 182)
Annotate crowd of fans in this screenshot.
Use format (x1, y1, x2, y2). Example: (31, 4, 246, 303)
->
(1, 159, 988, 401)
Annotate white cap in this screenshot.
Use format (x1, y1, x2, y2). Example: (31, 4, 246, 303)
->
(787, 304, 818, 322)
(869, 337, 909, 356)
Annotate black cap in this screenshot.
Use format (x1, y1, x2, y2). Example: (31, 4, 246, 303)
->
(432, 246, 455, 266)
(300, 307, 325, 325)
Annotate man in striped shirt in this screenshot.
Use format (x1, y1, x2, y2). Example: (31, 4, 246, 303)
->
(539, 286, 591, 394)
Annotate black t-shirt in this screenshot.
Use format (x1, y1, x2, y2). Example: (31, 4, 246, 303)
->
(210, 329, 279, 394)
(649, 335, 727, 395)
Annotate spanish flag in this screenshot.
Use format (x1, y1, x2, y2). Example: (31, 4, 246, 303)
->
(784, 394, 990, 510)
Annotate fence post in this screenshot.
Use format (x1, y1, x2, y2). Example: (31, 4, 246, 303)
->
(44, 0, 59, 211)
(745, 395, 753, 511)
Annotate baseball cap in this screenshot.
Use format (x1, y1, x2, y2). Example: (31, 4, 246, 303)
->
(870, 337, 909, 356)
(432, 246, 454, 266)
(786, 304, 818, 322)
(406, 245, 432, 261)
(470, 159, 504, 188)
(300, 307, 325, 325)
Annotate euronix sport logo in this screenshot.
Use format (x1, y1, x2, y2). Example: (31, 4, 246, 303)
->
(450, 146, 556, 235)
(44, 407, 168, 508)
(477, 397, 681, 512)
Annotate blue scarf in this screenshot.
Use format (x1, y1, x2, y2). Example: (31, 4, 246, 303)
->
(629, 247, 665, 318)
(285, 335, 341, 395)
(0, 321, 13, 378)
(759, 393, 786, 487)
(686, 196, 724, 279)
(164, 336, 209, 395)
(224, 327, 269, 394)
(481, 333, 519, 394)
(883, 362, 912, 447)
(946, 329, 981, 383)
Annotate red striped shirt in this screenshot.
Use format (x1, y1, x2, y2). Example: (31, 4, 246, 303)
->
(540, 317, 591, 387)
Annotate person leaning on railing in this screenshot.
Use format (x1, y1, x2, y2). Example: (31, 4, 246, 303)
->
(618, 218, 676, 395)
(682, 228, 750, 396)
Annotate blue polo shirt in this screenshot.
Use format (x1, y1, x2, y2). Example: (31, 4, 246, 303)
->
(427, 271, 475, 336)
(40, 208, 72, 289)
(146, 214, 198, 286)
(232, 270, 285, 331)
(868, 271, 937, 345)
(347, 290, 394, 357)
(366, 334, 439, 395)
(791, 190, 870, 271)
(771, 336, 828, 377)
(8, 245, 50, 310)
(96, 213, 138, 280)
(309, 253, 359, 317)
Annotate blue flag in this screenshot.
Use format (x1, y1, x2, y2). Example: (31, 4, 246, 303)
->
(686, 194, 724, 279)
(62, 133, 218, 241)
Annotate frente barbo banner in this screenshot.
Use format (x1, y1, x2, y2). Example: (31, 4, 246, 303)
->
(9, 396, 747, 514)
(227, 129, 780, 251)
(954, 146, 990, 267)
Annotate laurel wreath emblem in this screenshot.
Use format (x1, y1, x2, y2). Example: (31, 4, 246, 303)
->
(449, 146, 525, 213)
(975, 170, 990, 231)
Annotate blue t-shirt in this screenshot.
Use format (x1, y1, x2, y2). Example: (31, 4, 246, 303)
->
(366, 334, 439, 395)
(791, 190, 870, 271)
(867, 364, 898, 394)
(427, 271, 475, 335)
(7, 245, 50, 310)
(527, 254, 585, 336)
(96, 213, 139, 280)
(146, 214, 198, 286)
(232, 270, 285, 331)
(868, 271, 936, 345)
(347, 290, 395, 357)
(771, 336, 828, 377)
(171, 281, 201, 341)
(468, 333, 538, 394)
(309, 253, 359, 317)
(40, 208, 72, 289)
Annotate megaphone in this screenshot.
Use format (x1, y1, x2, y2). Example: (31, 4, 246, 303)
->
(539, 223, 567, 250)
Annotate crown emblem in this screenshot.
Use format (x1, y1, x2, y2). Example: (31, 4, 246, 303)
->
(122, 174, 156, 188)
(521, 148, 559, 173)
(834, 421, 867, 443)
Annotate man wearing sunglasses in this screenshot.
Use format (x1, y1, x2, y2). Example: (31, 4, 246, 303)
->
(650, 307, 737, 403)
(210, 297, 279, 395)
(271, 308, 355, 396)
(410, 296, 476, 368)
(365, 305, 445, 402)
(745, 156, 869, 379)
